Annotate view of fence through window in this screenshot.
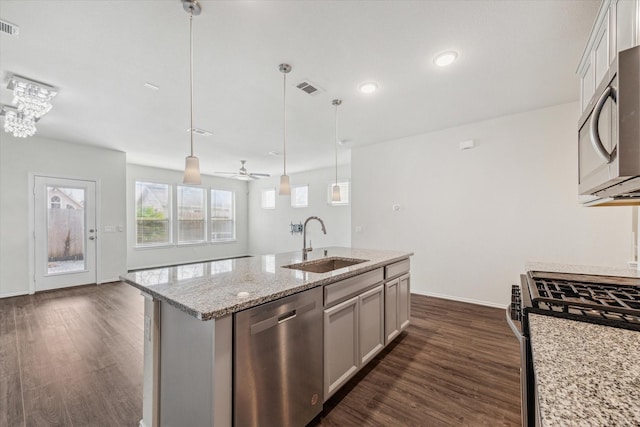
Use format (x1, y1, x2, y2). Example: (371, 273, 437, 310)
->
(135, 181, 235, 246)
(178, 185, 206, 243)
(211, 189, 234, 241)
(135, 182, 171, 245)
(47, 186, 85, 274)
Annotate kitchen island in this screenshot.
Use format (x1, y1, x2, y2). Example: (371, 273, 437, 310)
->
(120, 247, 412, 427)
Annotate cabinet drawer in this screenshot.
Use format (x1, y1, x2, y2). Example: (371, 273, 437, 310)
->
(385, 259, 410, 279)
(324, 268, 383, 307)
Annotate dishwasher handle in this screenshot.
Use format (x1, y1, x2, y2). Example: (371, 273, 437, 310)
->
(250, 301, 316, 335)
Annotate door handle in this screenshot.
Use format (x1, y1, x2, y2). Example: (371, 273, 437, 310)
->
(589, 84, 617, 163)
(89, 236, 96, 240)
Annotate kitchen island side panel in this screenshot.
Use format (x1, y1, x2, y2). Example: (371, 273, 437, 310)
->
(159, 302, 217, 426)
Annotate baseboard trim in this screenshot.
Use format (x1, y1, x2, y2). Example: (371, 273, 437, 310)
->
(412, 289, 507, 309)
(0, 290, 29, 299)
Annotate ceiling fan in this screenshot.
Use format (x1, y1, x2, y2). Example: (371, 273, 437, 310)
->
(215, 160, 270, 181)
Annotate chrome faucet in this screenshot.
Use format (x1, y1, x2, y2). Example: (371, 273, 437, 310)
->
(302, 216, 327, 260)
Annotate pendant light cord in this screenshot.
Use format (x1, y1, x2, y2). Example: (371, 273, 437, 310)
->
(189, 10, 194, 157)
(283, 71, 287, 175)
(334, 103, 338, 185)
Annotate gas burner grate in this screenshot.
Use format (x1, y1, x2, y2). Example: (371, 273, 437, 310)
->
(532, 279, 640, 316)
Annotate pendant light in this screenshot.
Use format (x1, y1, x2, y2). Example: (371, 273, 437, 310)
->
(331, 99, 342, 202)
(182, 0, 202, 185)
(278, 63, 292, 196)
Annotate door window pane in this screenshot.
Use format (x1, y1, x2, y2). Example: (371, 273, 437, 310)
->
(177, 186, 206, 243)
(211, 189, 235, 242)
(135, 182, 171, 246)
(47, 186, 85, 274)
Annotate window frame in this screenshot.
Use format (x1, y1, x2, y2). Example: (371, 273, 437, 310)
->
(135, 181, 173, 247)
(176, 185, 207, 245)
(290, 184, 309, 208)
(327, 181, 350, 206)
(261, 188, 276, 210)
(210, 189, 236, 243)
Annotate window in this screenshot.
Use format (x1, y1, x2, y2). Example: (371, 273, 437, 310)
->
(261, 188, 275, 209)
(291, 185, 309, 208)
(135, 181, 171, 245)
(51, 196, 60, 209)
(328, 181, 350, 206)
(211, 189, 235, 242)
(177, 186, 206, 243)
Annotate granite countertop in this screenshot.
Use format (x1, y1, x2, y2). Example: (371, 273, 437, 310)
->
(529, 314, 640, 426)
(526, 261, 640, 279)
(120, 247, 412, 321)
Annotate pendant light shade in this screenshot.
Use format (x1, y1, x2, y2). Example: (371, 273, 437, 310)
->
(184, 156, 201, 185)
(182, 0, 202, 185)
(332, 184, 341, 202)
(331, 99, 342, 202)
(279, 175, 291, 196)
(279, 63, 292, 196)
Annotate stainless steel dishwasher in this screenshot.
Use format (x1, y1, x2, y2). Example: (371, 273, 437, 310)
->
(234, 287, 323, 427)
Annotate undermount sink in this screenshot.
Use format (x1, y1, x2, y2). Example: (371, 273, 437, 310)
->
(282, 257, 368, 273)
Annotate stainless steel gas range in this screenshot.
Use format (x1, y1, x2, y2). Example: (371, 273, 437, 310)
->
(506, 271, 640, 426)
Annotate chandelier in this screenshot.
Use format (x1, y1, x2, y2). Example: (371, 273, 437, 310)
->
(1, 74, 57, 138)
(1, 105, 37, 138)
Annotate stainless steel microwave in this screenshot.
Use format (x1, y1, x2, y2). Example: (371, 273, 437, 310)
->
(578, 45, 640, 206)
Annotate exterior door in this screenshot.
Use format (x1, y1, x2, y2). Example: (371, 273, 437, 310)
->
(34, 176, 97, 291)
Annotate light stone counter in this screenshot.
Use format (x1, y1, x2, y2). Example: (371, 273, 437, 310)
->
(529, 314, 640, 426)
(120, 246, 412, 320)
(525, 261, 640, 279)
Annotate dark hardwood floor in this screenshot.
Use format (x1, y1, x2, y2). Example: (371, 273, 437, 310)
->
(0, 283, 520, 426)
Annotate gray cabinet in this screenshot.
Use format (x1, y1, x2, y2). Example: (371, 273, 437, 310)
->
(385, 278, 400, 343)
(399, 273, 411, 331)
(323, 260, 410, 401)
(324, 296, 359, 400)
(578, 0, 639, 113)
(359, 285, 385, 366)
(385, 273, 411, 344)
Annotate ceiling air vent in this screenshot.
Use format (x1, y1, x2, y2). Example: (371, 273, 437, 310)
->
(0, 19, 19, 37)
(296, 80, 324, 96)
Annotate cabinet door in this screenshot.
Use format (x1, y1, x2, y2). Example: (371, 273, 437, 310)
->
(324, 296, 359, 401)
(398, 274, 411, 331)
(615, 0, 638, 54)
(385, 279, 400, 344)
(359, 285, 384, 365)
(594, 15, 610, 89)
(581, 58, 595, 112)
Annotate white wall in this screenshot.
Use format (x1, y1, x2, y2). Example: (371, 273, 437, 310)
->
(0, 134, 127, 297)
(127, 164, 249, 270)
(351, 102, 632, 307)
(248, 166, 351, 255)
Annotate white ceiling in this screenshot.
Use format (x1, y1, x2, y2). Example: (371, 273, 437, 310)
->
(0, 0, 599, 176)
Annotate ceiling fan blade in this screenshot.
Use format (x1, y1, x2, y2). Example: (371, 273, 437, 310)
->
(250, 173, 270, 178)
(214, 171, 236, 175)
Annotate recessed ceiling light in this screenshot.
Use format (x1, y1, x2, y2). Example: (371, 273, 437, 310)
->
(434, 51, 458, 67)
(268, 150, 281, 156)
(358, 82, 379, 94)
(144, 82, 160, 90)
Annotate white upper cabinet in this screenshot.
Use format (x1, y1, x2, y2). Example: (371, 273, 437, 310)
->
(578, 0, 639, 113)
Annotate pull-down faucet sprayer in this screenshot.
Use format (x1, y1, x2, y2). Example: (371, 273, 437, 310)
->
(302, 216, 327, 260)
